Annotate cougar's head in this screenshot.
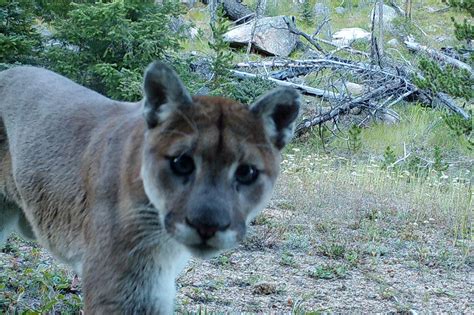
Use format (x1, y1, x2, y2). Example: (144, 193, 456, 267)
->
(140, 61, 300, 258)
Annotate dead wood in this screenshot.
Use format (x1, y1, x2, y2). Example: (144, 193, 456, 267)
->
(404, 36, 474, 76)
(221, 0, 254, 23)
(230, 69, 341, 99)
(295, 82, 404, 136)
(283, 16, 325, 53)
(435, 93, 471, 120)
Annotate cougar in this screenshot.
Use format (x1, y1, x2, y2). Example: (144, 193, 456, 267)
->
(0, 61, 300, 314)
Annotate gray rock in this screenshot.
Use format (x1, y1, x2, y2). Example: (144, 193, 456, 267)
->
(436, 35, 448, 42)
(314, 3, 329, 16)
(335, 7, 346, 15)
(350, 107, 363, 115)
(370, 4, 398, 32)
(223, 16, 298, 57)
(345, 82, 366, 95)
(377, 109, 400, 124)
(387, 38, 399, 47)
(33, 24, 52, 38)
(332, 28, 371, 46)
(180, 0, 197, 8)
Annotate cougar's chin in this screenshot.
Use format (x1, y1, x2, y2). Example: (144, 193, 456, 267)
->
(186, 244, 222, 259)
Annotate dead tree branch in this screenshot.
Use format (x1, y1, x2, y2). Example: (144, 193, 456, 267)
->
(283, 16, 325, 53)
(295, 82, 404, 136)
(230, 69, 340, 99)
(404, 36, 474, 76)
(435, 93, 471, 120)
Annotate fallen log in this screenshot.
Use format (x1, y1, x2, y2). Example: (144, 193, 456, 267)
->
(435, 93, 471, 120)
(221, 0, 253, 23)
(236, 58, 410, 82)
(230, 69, 341, 99)
(404, 36, 474, 76)
(295, 82, 403, 136)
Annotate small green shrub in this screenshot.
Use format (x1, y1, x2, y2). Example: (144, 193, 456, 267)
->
(319, 243, 346, 259)
(381, 146, 397, 170)
(299, 0, 314, 25)
(433, 146, 449, 172)
(348, 124, 362, 153)
(413, 57, 473, 101)
(45, 0, 184, 101)
(309, 264, 347, 279)
(208, 4, 233, 89)
(225, 77, 276, 104)
(443, 113, 473, 150)
(0, 1, 42, 64)
(443, 0, 473, 44)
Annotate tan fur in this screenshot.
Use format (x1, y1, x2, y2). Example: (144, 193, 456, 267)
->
(0, 62, 300, 314)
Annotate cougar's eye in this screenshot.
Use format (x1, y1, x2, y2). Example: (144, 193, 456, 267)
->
(170, 155, 195, 176)
(235, 164, 259, 185)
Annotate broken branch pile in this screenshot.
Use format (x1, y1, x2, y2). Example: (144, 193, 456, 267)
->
(234, 56, 417, 135)
(230, 24, 471, 137)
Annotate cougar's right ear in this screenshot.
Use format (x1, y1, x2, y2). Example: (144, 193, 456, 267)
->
(143, 61, 193, 128)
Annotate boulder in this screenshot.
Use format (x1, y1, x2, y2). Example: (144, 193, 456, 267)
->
(332, 27, 370, 46)
(387, 38, 399, 47)
(223, 16, 298, 57)
(370, 4, 398, 32)
(314, 3, 329, 16)
(345, 82, 366, 96)
(377, 109, 400, 124)
(335, 6, 346, 15)
(350, 107, 363, 115)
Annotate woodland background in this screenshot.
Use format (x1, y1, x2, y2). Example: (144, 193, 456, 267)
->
(0, 0, 472, 313)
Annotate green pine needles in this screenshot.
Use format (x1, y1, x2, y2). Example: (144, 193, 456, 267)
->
(209, 5, 233, 89)
(443, 0, 473, 44)
(413, 57, 473, 101)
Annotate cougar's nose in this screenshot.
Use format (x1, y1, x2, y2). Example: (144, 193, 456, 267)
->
(186, 207, 231, 240)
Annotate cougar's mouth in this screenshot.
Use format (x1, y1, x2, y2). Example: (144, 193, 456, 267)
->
(186, 242, 220, 258)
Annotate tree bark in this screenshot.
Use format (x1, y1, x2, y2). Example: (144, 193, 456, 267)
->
(404, 37, 474, 76)
(220, 0, 253, 22)
(230, 70, 341, 99)
(378, 0, 384, 59)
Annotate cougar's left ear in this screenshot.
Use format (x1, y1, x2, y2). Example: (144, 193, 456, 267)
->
(250, 87, 300, 149)
(143, 61, 193, 128)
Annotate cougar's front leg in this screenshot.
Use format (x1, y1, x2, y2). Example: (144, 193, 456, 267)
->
(0, 198, 35, 246)
(82, 236, 186, 314)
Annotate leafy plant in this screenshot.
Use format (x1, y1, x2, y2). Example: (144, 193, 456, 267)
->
(0, 0, 42, 64)
(45, 0, 184, 101)
(381, 145, 397, 170)
(348, 124, 362, 153)
(432, 146, 449, 172)
(309, 264, 347, 279)
(413, 57, 473, 101)
(208, 4, 233, 89)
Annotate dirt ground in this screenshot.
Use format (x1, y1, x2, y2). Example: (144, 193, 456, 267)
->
(174, 208, 473, 313)
(1, 163, 473, 313)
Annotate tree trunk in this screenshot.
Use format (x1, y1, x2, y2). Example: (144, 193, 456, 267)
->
(209, 0, 218, 25)
(378, 0, 384, 59)
(221, 0, 253, 22)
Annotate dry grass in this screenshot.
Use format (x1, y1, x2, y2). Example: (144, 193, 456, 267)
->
(3, 148, 471, 313)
